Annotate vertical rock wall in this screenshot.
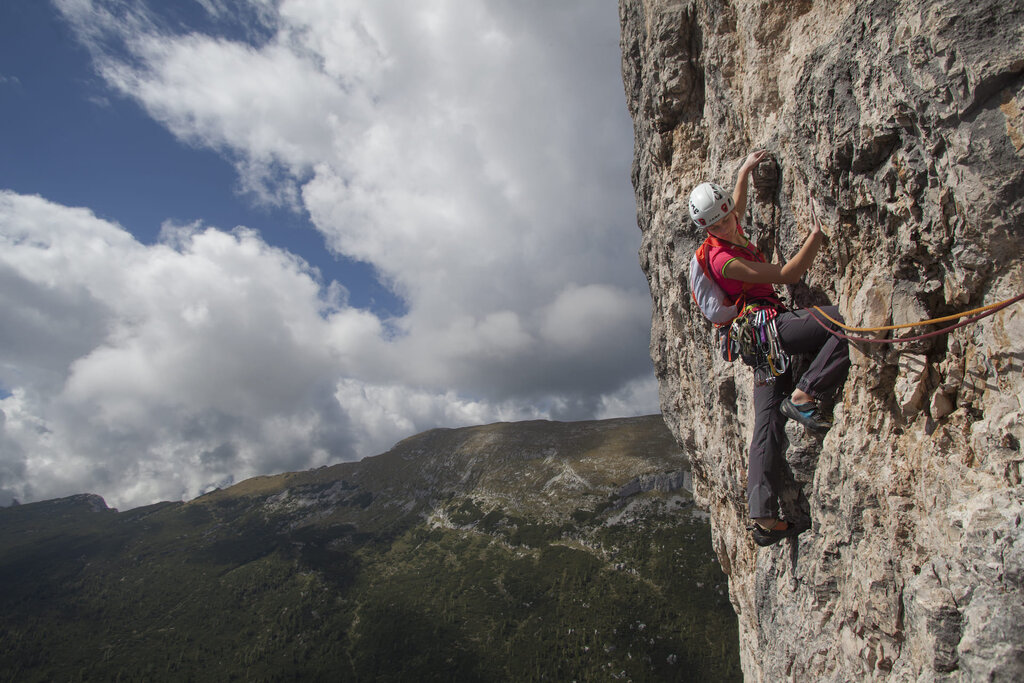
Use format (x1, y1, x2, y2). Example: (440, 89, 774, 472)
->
(619, 0, 1024, 680)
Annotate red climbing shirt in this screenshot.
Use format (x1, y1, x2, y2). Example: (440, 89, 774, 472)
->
(707, 237, 779, 304)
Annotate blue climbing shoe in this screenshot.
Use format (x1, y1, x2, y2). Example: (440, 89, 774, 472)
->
(781, 398, 832, 431)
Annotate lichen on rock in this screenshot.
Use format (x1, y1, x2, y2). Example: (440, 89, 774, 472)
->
(618, 0, 1024, 680)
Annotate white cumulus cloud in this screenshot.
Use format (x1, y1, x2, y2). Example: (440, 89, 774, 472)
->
(0, 1, 659, 508)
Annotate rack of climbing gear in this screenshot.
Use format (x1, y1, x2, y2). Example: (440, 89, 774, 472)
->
(807, 292, 1024, 344)
(725, 306, 791, 385)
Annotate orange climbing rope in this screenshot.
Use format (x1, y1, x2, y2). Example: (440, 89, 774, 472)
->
(807, 292, 1024, 345)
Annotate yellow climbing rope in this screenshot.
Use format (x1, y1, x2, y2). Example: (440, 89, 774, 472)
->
(812, 294, 1024, 333)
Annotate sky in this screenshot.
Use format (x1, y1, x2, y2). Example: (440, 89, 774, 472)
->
(0, 0, 658, 510)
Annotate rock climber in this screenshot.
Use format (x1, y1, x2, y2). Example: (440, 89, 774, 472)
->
(688, 151, 851, 547)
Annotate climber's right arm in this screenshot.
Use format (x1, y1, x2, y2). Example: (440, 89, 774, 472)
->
(723, 210, 823, 285)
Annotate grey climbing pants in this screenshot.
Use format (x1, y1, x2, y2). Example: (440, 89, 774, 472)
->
(747, 306, 850, 519)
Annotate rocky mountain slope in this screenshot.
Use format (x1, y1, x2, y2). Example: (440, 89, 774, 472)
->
(0, 415, 740, 681)
(619, 1, 1024, 680)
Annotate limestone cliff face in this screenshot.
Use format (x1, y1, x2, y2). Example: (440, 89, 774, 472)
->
(619, 1, 1024, 680)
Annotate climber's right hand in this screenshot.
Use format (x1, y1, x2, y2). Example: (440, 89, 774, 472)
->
(808, 200, 825, 238)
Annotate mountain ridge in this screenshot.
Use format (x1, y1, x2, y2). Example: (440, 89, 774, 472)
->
(0, 414, 740, 681)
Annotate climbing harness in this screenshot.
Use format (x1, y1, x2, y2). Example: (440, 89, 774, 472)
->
(806, 292, 1024, 344)
(723, 305, 790, 385)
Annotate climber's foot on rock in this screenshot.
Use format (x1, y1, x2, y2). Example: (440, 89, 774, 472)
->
(749, 519, 808, 547)
(781, 398, 832, 432)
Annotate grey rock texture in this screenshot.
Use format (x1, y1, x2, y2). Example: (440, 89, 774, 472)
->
(619, 0, 1024, 680)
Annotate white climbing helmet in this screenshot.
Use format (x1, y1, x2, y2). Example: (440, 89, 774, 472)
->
(688, 182, 734, 229)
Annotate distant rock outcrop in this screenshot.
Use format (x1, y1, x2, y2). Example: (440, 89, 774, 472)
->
(619, 1, 1024, 680)
(617, 470, 692, 499)
(38, 493, 113, 514)
(237, 415, 691, 529)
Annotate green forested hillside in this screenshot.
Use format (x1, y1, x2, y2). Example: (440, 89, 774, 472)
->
(0, 417, 739, 681)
